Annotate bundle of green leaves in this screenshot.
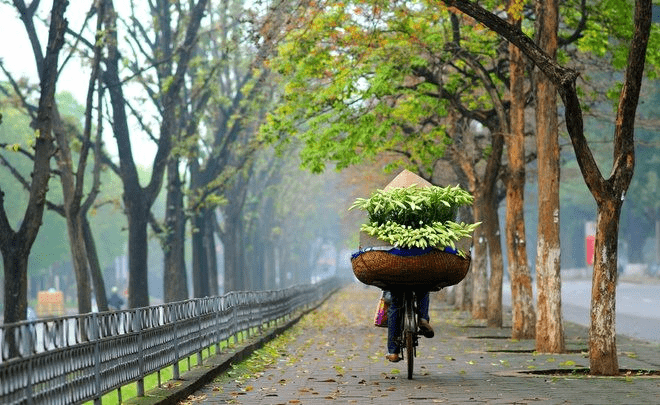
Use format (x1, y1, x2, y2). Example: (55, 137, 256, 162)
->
(350, 185, 480, 255)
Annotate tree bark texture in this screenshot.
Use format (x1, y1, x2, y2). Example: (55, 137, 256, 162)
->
(504, 6, 535, 340)
(448, 117, 503, 320)
(52, 113, 92, 315)
(82, 216, 109, 312)
(222, 216, 246, 293)
(192, 214, 210, 297)
(485, 190, 504, 327)
(442, 0, 652, 375)
(164, 158, 188, 302)
(127, 203, 151, 307)
(453, 204, 472, 310)
(63, 213, 92, 315)
(204, 208, 219, 296)
(454, 269, 472, 311)
(534, 0, 565, 353)
(590, 200, 621, 374)
(470, 192, 489, 319)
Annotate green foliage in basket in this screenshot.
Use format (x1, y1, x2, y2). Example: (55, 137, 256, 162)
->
(360, 220, 481, 252)
(349, 184, 480, 254)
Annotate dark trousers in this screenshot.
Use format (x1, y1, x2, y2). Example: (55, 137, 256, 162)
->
(386, 290, 430, 354)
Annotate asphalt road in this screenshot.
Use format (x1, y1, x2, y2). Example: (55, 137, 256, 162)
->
(504, 278, 660, 343)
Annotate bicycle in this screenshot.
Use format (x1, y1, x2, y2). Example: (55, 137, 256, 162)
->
(396, 289, 420, 380)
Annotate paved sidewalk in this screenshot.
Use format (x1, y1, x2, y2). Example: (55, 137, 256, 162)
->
(163, 284, 660, 404)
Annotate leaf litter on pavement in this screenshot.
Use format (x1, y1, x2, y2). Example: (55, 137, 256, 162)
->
(179, 285, 445, 403)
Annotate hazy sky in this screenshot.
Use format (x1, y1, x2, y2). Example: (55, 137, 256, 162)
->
(0, 2, 156, 167)
(0, 3, 89, 102)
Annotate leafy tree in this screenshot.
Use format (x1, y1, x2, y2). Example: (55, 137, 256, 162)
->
(101, 0, 209, 308)
(182, 0, 297, 294)
(0, 0, 67, 353)
(1, 0, 113, 315)
(264, 0, 512, 321)
(443, 0, 655, 376)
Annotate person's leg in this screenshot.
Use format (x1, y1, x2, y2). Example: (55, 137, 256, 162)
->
(417, 291, 434, 338)
(386, 290, 402, 361)
(417, 291, 430, 321)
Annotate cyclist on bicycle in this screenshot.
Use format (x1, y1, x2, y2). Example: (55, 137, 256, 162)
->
(385, 290, 434, 362)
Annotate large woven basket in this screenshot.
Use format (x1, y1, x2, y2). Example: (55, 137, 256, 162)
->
(351, 249, 471, 291)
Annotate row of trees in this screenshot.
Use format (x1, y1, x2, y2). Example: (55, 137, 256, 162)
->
(1, 0, 658, 376)
(0, 0, 349, 330)
(262, 0, 657, 375)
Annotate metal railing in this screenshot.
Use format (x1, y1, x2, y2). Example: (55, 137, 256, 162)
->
(0, 278, 340, 405)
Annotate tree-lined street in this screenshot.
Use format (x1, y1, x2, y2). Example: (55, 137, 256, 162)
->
(2, 0, 660, 386)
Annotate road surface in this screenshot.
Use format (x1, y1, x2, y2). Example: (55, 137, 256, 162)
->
(503, 278, 660, 343)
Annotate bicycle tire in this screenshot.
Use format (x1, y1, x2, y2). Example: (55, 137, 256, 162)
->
(405, 329, 414, 379)
(402, 291, 417, 380)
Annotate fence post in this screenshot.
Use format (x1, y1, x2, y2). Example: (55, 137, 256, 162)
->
(196, 300, 203, 366)
(173, 303, 180, 380)
(135, 309, 145, 397)
(215, 297, 222, 354)
(92, 313, 102, 405)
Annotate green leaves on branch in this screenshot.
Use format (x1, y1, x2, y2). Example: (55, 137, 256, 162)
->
(350, 184, 480, 255)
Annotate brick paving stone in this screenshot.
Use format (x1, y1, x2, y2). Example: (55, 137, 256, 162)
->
(148, 284, 660, 405)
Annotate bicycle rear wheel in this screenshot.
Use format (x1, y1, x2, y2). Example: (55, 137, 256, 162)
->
(405, 329, 414, 379)
(402, 291, 417, 380)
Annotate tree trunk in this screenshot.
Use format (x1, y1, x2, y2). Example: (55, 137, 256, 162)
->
(504, 7, 535, 339)
(2, 248, 29, 323)
(443, 36, 506, 323)
(454, 270, 472, 311)
(471, 192, 488, 319)
(485, 192, 504, 328)
(264, 240, 275, 289)
(590, 200, 621, 374)
(192, 214, 210, 297)
(223, 216, 245, 292)
(69, 217, 92, 314)
(82, 216, 109, 312)
(104, 0, 152, 309)
(1, 250, 29, 357)
(126, 201, 151, 308)
(204, 208, 219, 296)
(164, 158, 188, 302)
(534, 0, 564, 353)
(48, 99, 92, 316)
(454, 204, 472, 310)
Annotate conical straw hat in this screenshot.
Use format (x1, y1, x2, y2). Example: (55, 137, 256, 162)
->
(359, 169, 433, 249)
(384, 169, 433, 190)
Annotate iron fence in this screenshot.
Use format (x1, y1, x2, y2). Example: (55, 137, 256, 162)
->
(0, 278, 340, 404)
